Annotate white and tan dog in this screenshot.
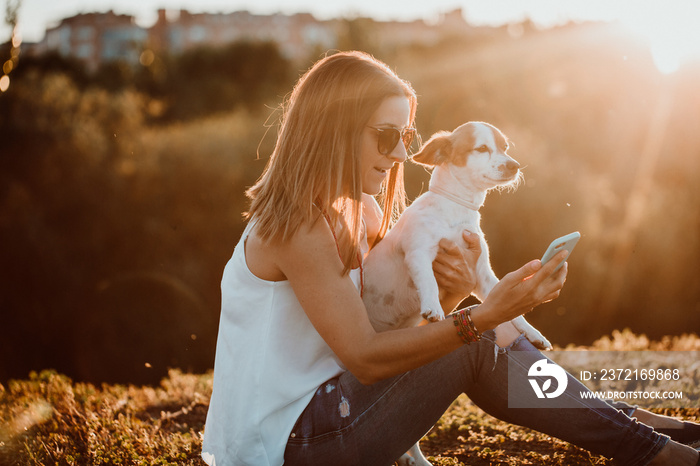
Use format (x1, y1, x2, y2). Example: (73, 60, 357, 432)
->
(362, 121, 550, 466)
(363, 121, 550, 346)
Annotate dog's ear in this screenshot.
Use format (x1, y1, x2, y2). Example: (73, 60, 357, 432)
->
(411, 131, 452, 167)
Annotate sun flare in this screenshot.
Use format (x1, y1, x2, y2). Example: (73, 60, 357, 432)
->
(618, 1, 700, 74)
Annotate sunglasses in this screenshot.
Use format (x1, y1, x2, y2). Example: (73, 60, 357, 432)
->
(367, 126, 418, 156)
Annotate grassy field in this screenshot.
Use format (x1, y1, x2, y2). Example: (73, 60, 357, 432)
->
(2, 330, 698, 465)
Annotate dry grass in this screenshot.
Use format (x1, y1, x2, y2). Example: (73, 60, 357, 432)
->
(0, 369, 210, 465)
(1, 330, 699, 465)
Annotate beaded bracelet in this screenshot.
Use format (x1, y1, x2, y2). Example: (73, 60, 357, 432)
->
(452, 304, 481, 344)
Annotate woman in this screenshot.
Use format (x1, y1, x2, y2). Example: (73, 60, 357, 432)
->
(202, 51, 699, 466)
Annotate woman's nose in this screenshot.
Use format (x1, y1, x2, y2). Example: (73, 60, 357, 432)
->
(387, 143, 408, 164)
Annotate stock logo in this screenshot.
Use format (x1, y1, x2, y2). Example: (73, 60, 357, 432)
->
(528, 359, 568, 399)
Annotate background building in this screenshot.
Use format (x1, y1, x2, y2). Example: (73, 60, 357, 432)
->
(26, 8, 477, 70)
(35, 11, 147, 71)
(149, 9, 337, 60)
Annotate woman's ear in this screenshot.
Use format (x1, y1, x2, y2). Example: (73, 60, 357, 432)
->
(411, 131, 452, 167)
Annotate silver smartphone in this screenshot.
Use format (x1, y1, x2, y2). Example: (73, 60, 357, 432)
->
(541, 232, 581, 273)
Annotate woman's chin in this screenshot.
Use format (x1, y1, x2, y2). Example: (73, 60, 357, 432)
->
(362, 179, 384, 196)
(362, 172, 388, 195)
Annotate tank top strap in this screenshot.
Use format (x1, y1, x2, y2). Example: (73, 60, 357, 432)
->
(240, 219, 256, 242)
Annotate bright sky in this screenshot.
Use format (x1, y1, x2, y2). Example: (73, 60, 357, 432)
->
(1, 0, 648, 43)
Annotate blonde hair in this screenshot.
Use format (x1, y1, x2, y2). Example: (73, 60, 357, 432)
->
(246, 51, 416, 272)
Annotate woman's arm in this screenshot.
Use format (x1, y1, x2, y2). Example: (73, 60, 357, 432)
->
(274, 217, 463, 384)
(271, 216, 569, 385)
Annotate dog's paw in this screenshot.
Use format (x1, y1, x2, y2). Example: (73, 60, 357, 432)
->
(396, 453, 432, 466)
(512, 317, 552, 350)
(420, 307, 444, 323)
(396, 453, 417, 466)
(527, 333, 552, 351)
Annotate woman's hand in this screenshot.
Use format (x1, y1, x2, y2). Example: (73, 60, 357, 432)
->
(473, 252, 569, 330)
(433, 230, 481, 311)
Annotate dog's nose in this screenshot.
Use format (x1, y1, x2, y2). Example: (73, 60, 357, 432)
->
(505, 160, 520, 171)
(500, 159, 520, 175)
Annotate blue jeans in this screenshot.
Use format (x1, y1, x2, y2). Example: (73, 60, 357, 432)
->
(284, 330, 668, 466)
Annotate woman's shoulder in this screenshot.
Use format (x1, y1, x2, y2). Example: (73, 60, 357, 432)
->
(263, 213, 342, 268)
(245, 213, 338, 281)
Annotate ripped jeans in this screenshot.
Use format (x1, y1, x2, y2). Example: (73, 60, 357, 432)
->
(284, 330, 668, 466)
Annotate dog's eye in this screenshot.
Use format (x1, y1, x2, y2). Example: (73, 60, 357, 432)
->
(475, 145, 490, 153)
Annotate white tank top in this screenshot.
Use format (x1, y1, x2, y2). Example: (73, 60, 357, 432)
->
(202, 221, 362, 466)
